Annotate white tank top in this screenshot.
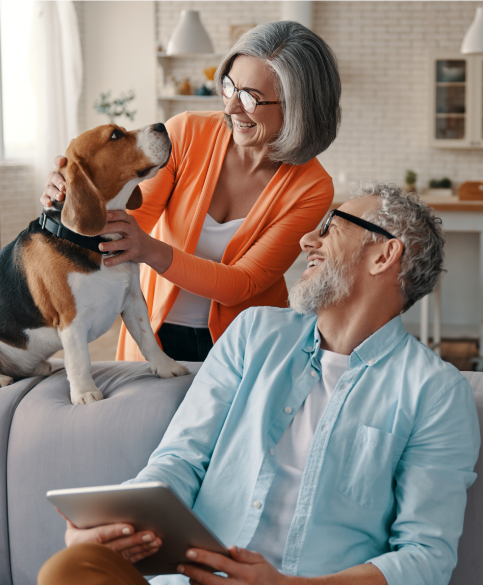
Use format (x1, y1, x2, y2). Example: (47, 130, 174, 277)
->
(164, 213, 244, 328)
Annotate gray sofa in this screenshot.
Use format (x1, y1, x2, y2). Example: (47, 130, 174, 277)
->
(1, 361, 482, 585)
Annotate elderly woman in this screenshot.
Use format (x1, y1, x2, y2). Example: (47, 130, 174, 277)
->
(42, 21, 341, 363)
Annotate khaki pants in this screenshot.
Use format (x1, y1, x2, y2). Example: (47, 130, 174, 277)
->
(38, 543, 149, 585)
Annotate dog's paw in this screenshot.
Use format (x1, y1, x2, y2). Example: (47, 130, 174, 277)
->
(150, 355, 190, 378)
(32, 361, 52, 376)
(0, 375, 14, 388)
(71, 388, 104, 405)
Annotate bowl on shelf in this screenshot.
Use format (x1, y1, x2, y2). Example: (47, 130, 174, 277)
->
(437, 61, 466, 83)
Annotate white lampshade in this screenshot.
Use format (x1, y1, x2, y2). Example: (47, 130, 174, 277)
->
(166, 10, 214, 55)
(281, 1, 313, 31)
(461, 7, 483, 54)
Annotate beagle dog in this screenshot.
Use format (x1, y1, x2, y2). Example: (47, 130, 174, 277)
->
(0, 123, 189, 405)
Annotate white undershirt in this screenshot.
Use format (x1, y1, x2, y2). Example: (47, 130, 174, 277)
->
(165, 213, 244, 328)
(248, 346, 350, 570)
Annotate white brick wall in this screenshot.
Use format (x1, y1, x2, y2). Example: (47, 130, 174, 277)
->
(314, 1, 483, 192)
(155, 1, 482, 191)
(0, 163, 36, 249)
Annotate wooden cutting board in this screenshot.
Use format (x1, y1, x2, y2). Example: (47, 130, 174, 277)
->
(459, 181, 483, 200)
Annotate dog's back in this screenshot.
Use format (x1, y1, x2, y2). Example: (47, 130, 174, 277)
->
(0, 210, 103, 381)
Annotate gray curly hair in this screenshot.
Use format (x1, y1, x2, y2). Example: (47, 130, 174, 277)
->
(349, 181, 446, 312)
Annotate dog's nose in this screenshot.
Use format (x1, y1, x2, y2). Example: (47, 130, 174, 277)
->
(153, 123, 167, 134)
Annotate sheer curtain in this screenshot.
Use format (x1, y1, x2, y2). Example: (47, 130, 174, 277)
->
(29, 1, 82, 210)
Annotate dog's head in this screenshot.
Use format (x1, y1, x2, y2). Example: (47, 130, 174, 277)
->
(60, 123, 171, 236)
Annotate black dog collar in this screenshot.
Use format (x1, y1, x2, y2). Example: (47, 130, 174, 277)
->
(39, 213, 111, 256)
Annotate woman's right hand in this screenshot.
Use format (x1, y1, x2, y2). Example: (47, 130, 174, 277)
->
(65, 519, 162, 564)
(40, 156, 67, 208)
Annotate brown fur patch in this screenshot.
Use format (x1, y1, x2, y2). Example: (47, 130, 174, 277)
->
(22, 235, 100, 330)
(60, 125, 153, 235)
(127, 185, 143, 210)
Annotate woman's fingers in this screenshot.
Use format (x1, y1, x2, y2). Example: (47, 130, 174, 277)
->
(41, 165, 67, 207)
(54, 155, 67, 168)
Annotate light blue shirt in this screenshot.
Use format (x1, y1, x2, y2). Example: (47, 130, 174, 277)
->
(131, 307, 480, 585)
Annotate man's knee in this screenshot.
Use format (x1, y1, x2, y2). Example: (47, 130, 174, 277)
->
(38, 543, 113, 584)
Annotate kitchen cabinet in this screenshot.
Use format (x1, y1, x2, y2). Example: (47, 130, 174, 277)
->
(156, 52, 224, 121)
(428, 51, 483, 149)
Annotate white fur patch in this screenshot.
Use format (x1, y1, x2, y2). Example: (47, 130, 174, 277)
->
(136, 124, 171, 167)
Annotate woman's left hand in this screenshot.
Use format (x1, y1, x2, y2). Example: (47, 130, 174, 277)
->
(98, 210, 172, 272)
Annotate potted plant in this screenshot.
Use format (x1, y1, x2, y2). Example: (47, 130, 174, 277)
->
(94, 91, 136, 124)
(405, 170, 417, 194)
(426, 178, 453, 197)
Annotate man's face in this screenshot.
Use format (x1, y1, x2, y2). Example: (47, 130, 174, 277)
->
(289, 197, 378, 315)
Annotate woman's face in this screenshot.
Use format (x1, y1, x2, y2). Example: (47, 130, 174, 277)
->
(224, 55, 283, 151)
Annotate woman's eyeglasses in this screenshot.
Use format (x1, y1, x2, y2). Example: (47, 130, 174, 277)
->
(221, 75, 281, 114)
(321, 209, 398, 241)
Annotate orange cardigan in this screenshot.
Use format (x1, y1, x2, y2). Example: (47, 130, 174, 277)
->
(117, 111, 333, 361)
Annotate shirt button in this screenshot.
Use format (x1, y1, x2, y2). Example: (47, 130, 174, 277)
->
(253, 501, 262, 509)
(368, 359, 374, 365)
(307, 346, 313, 352)
(311, 370, 318, 378)
(284, 406, 292, 414)
(270, 448, 275, 456)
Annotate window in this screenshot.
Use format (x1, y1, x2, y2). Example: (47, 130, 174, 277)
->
(0, 0, 36, 160)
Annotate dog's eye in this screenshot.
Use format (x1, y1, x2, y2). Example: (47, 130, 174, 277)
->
(110, 129, 123, 141)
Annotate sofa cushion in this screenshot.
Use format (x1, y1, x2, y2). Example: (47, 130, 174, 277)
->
(6, 360, 201, 585)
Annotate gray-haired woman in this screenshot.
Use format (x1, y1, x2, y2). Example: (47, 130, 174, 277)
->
(41, 20, 341, 367)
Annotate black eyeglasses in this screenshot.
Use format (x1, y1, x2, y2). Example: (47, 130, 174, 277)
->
(221, 75, 281, 114)
(320, 209, 398, 241)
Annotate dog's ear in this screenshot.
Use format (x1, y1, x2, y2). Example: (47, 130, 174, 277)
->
(61, 160, 107, 236)
(126, 185, 143, 210)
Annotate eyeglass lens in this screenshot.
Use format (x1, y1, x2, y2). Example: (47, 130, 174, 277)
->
(222, 77, 257, 114)
(320, 212, 334, 237)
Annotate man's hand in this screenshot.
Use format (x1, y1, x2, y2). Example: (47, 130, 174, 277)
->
(177, 546, 288, 585)
(98, 210, 173, 272)
(65, 519, 162, 564)
(40, 156, 67, 207)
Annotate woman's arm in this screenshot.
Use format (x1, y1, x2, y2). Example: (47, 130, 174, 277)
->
(100, 186, 332, 306)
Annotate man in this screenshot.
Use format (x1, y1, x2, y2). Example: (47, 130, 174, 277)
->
(39, 183, 480, 585)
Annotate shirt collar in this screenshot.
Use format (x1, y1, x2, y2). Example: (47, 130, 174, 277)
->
(302, 315, 408, 369)
(351, 315, 408, 367)
(302, 320, 321, 355)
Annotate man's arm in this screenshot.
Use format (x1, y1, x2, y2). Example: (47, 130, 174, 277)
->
(367, 377, 480, 585)
(175, 547, 386, 585)
(126, 309, 251, 506)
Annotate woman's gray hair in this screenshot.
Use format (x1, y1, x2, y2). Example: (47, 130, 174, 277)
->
(215, 21, 341, 166)
(350, 181, 446, 312)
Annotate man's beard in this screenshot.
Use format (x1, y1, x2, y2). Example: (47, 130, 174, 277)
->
(288, 253, 360, 315)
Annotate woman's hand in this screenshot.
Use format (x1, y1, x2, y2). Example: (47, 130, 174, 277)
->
(177, 546, 290, 585)
(65, 519, 162, 564)
(99, 210, 173, 272)
(40, 156, 67, 207)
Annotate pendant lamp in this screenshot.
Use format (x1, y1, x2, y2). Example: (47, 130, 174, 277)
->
(461, 7, 483, 54)
(166, 10, 214, 55)
(281, 1, 313, 31)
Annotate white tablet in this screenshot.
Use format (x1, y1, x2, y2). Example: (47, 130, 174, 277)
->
(46, 481, 228, 575)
